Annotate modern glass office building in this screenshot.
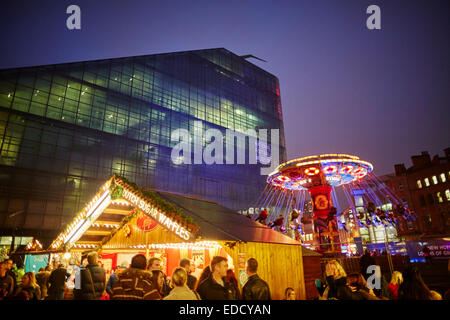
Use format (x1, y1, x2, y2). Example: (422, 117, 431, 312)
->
(0, 48, 286, 244)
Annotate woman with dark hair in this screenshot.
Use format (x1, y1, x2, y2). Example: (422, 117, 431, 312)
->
(195, 265, 211, 291)
(347, 273, 376, 297)
(226, 269, 241, 300)
(398, 265, 435, 300)
(151, 270, 165, 297)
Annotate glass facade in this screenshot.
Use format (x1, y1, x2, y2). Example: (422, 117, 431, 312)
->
(0, 48, 286, 237)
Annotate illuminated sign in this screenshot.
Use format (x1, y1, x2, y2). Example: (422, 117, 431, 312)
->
(120, 187, 192, 241)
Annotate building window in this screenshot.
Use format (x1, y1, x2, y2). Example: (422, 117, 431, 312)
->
(422, 213, 432, 228)
(440, 173, 446, 183)
(437, 192, 443, 203)
(427, 194, 434, 205)
(398, 183, 403, 191)
(420, 195, 426, 207)
(424, 178, 430, 187)
(432, 176, 438, 185)
(417, 180, 422, 189)
(446, 189, 450, 202)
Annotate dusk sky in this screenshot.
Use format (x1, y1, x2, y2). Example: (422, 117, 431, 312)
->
(1, 0, 448, 175)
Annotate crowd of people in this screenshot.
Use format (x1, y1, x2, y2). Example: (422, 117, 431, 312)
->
(0, 253, 272, 301)
(315, 256, 447, 300)
(1, 251, 448, 300)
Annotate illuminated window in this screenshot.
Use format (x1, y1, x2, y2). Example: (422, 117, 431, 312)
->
(437, 192, 443, 203)
(440, 173, 446, 183)
(424, 178, 430, 187)
(432, 176, 438, 185)
(446, 190, 450, 202)
(417, 180, 422, 189)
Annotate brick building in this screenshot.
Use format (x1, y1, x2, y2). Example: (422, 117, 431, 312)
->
(386, 148, 450, 239)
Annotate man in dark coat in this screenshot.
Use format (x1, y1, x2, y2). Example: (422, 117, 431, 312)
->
(179, 258, 197, 291)
(79, 251, 106, 300)
(197, 256, 233, 300)
(360, 249, 376, 280)
(242, 258, 271, 300)
(48, 262, 70, 300)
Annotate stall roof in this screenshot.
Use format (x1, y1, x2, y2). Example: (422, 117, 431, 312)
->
(156, 191, 321, 256)
(49, 176, 320, 256)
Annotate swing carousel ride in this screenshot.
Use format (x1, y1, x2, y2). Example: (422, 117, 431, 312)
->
(254, 154, 417, 254)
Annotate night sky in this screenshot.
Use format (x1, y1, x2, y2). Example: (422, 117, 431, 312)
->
(1, 0, 448, 175)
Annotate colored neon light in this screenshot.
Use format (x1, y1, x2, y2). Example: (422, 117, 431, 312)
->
(340, 165, 354, 175)
(305, 167, 320, 176)
(323, 165, 338, 174)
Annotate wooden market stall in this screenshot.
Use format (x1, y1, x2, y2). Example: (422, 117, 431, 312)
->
(49, 175, 321, 300)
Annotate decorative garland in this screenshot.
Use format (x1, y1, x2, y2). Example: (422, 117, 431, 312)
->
(111, 175, 198, 227)
(98, 208, 140, 250)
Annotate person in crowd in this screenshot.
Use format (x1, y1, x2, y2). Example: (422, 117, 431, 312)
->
(106, 262, 127, 295)
(226, 269, 241, 300)
(111, 254, 160, 300)
(324, 260, 377, 300)
(371, 266, 392, 300)
(148, 257, 170, 297)
(0, 260, 15, 299)
(15, 272, 41, 300)
(347, 273, 376, 297)
(12, 262, 25, 287)
(359, 249, 375, 280)
(197, 256, 234, 300)
(388, 271, 403, 300)
(48, 262, 70, 300)
(270, 214, 284, 231)
(256, 208, 268, 224)
(179, 258, 197, 291)
(78, 251, 106, 300)
(284, 287, 296, 300)
(398, 265, 440, 300)
(150, 270, 165, 298)
(242, 258, 271, 300)
(430, 290, 442, 300)
(36, 267, 51, 299)
(163, 267, 200, 300)
(195, 265, 211, 291)
(5, 259, 17, 292)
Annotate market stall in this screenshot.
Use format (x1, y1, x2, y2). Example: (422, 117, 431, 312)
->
(48, 175, 321, 299)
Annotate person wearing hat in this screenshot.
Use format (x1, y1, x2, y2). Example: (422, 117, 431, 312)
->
(106, 261, 128, 295)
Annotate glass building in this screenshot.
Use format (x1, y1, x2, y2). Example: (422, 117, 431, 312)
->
(0, 48, 286, 244)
